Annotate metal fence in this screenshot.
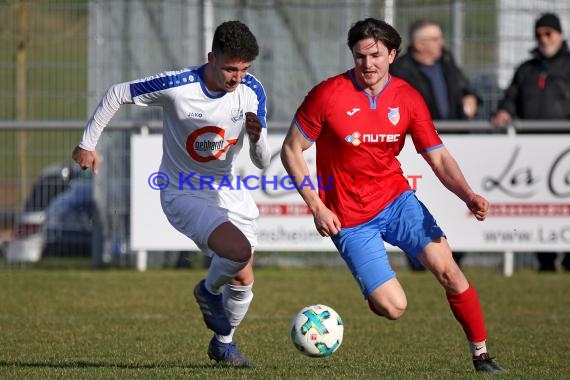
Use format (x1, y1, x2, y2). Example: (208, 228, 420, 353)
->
(2, 0, 570, 122)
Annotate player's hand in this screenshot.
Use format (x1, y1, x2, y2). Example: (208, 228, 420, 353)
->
(313, 204, 342, 237)
(245, 112, 262, 143)
(72, 145, 99, 174)
(466, 194, 489, 221)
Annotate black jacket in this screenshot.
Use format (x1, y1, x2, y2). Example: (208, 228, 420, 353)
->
(389, 48, 479, 120)
(497, 41, 570, 119)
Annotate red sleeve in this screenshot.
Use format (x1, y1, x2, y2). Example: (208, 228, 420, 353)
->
(407, 89, 443, 153)
(293, 81, 332, 141)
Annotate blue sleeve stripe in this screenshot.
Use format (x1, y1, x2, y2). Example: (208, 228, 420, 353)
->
(293, 118, 315, 142)
(130, 69, 198, 97)
(243, 73, 268, 129)
(418, 143, 444, 153)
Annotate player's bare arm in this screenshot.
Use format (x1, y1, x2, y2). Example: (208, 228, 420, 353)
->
(421, 146, 488, 221)
(281, 123, 342, 237)
(72, 145, 99, 174)
(245, 112, 270, 169)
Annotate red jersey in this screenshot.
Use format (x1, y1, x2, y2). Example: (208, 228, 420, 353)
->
(294, 71, 443, 227)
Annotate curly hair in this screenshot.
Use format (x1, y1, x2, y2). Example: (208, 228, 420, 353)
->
(347, 18, 402, 58)
(211, 21, 259, 61)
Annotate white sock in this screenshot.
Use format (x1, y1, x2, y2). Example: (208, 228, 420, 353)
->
(470, 341, 488, 357)
(215, 328, 235, 344)
(223, 282, 254, 327)
(212, 283, 253, 344)
(205, 255, 249, 294)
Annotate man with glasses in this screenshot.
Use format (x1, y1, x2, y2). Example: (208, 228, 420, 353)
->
(491, 13, 570, 125)
(491, 13, 570, 272)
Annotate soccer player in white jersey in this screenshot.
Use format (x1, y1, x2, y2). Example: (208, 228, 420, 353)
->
(72, 21, 270, 367)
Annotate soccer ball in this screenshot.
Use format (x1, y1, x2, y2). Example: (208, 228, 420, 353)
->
(290, 304, 344, 357)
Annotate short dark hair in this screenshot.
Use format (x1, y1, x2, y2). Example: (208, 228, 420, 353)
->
(211, 21, 259, 61)
(347, 18, 402, 57)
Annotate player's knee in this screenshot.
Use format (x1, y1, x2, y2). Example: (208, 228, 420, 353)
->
(368, 298, 407, 320)
(384, 301, 407, 320)
(229, 244, 252, 263)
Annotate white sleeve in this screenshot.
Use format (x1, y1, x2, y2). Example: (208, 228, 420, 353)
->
(79, 82, 133, 151)
(249, 128, 271, 169)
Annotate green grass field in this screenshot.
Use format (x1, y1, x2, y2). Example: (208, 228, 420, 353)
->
(2, 267, 569, 379)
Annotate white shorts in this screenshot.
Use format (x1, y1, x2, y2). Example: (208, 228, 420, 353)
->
(160, 189, 258, 256)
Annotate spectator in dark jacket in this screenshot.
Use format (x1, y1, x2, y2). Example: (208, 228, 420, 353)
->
(491, 12, 570, 272)
(390, 19, 480, 270)
(491, 13, 570, 125)
(390, 19, 480, 121)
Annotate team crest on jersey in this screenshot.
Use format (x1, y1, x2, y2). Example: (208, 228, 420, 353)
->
(388, 107, 400, 126)
(231, 108, 244, 123)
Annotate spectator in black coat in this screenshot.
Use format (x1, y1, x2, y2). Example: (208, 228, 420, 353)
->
(491, 13, 570, 125)
(390, 19, 480, 121)
(491, 12, 570, 272)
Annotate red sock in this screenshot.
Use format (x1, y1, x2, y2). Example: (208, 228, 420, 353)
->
(446, 283, 487, 342)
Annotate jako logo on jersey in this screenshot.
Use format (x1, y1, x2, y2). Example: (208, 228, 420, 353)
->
(345, 131, 400, 145)
(388, 107, 400, 125)
(187, 111, 204, 118)
(346, 108, 361, 116)
(186, 126, 238, 162)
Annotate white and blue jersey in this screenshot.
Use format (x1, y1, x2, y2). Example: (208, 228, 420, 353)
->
(130, 64, 268, 189)
(80, 64, 270, 223)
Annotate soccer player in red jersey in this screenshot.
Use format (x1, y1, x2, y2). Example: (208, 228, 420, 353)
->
(281, 18, 504, 374)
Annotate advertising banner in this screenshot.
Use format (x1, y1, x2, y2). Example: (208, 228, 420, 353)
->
(131, 134, 570, 252)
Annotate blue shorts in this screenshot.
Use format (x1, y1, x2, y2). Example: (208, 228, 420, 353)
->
(331, 190, 445, 299)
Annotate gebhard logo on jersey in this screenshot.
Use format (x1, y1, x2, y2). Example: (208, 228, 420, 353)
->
(186, 126, 237, 162)
(388, 107, 400, 126)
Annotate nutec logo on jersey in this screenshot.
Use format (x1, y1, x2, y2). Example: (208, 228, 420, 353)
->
(186, 126, 237, 162)
(388, 107, 400, 126)
(345, 132, 362, 146)
(345, 131, 400, 145)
